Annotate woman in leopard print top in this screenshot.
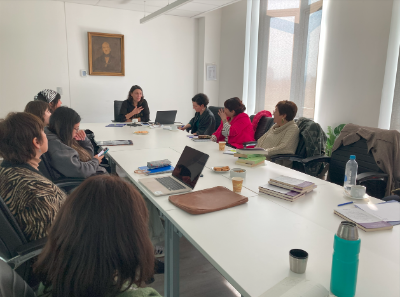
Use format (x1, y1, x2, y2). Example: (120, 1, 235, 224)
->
(0, 112, 66, 241)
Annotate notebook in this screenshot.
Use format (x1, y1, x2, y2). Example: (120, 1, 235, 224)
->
(236, 147, 268, 155)
(259, 184, 315, 202)
(354, 202, 400, 225)
(169, 186, 248, 215)
(269, 176, 316, 193)
(138, 165, 175, 175)
(334, 208, 393, 232)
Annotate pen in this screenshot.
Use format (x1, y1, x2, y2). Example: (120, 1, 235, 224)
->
(338, 201, 353, 207)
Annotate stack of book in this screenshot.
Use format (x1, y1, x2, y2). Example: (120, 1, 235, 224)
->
(259, 176, 317, 202)
(234, 148, 268, 167)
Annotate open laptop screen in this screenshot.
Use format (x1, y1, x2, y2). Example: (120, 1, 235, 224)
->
(154, 110, 177, 124)
(171, 146, 209, 189)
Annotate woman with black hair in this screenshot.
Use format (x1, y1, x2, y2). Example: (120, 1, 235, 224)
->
(178, 93, 215, 135)
(211, 97, 254, 148)
(34, 89, 62, 113)
(118, 85, 150, 122)
(44, 106, 107, 179)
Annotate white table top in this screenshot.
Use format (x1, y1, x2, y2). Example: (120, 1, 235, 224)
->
(82, 123, 400, 297)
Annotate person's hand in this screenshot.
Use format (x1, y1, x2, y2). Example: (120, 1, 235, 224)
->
(178, 125, 186, 131)
(218, 109, 227, 122)
(132, 106, 144, 115)
(74, 130, 86, 141)
(93, 154, 104, 163)
(192, 133, 197, 136)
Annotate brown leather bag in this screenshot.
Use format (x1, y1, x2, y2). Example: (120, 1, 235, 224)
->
(169, 186, 248, 215)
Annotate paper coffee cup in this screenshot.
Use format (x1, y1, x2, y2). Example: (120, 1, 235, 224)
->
(219, 141, 226, 151)
(232, 177, 244, 193)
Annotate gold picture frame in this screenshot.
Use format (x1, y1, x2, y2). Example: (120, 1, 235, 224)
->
(88, 32, 125, 76)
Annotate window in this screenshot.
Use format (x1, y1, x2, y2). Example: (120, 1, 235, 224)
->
(391, 46, 400, 131)
(256, 0, 323, 119)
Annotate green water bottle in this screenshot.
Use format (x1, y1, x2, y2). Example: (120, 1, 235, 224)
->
(330, 221, 361, 297)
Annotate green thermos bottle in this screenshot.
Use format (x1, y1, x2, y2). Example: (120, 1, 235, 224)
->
(330, 221, 361, 297)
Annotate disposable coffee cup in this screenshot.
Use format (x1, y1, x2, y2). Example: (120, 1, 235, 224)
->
(350, 185, 366, 198)
(289, 249, 308, 274)
(131, 118, 138, 123)
(219, 141, 226, 151)
(232, 177, 244, 193)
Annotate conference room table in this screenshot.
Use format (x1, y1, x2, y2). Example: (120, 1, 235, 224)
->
(82, 123, 399, 297)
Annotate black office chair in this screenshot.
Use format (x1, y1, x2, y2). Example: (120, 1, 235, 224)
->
(249, 115, 275, 141)
(208, 106, 224, 132)
(298, 138, 388, 198)
(113, 100, 124, 122)
(0, 195, 46, 286)
(38, 153, 86, 192)
(0, 259, 35, 297)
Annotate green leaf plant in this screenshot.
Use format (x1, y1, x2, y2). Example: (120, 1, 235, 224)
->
(326, 124, 346, 156)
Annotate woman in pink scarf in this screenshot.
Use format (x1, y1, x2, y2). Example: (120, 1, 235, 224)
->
(211, 97, 255, 148)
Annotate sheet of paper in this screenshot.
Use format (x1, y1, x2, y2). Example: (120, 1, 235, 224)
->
(335, 208, 382, 223)
(355, 202, 400, 222)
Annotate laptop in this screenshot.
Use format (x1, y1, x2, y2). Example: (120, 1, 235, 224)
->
(139, 146, 209, 196)
(152, 110, 177, 125)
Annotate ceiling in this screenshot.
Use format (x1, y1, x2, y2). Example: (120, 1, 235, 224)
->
(12, 0, 241, 18)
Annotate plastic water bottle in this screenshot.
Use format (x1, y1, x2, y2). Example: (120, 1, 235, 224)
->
(330, 221, 361, 297)
(344, 155, 357, 191)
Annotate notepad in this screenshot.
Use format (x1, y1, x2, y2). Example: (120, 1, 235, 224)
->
(334, 208, 393, 232)
(354, 202, 400, 223)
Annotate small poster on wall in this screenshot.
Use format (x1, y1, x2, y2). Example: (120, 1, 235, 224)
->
(88, 32, 125, 76)
(206, 63, 217, 81)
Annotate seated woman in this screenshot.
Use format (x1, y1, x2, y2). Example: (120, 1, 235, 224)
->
(118, 85, 150, 122)
(35, 175, 161, 297)
(256, 100, 299, 158)
(0, 112, 66, 241)
(178, 93, 215, 135)
(34, 89, 62, 113)
(24, 100, 51, 126)
(45, 106, 107, 179)
(211, 97, 254, 148)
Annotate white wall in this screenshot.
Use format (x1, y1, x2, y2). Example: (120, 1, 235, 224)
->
(0, 1, 198, 124)
(196, 9, 222, 107)
(379, 0, 400, 129)
(0, 1, 70, 117)
(315, 0, 394, 131)
(218, 0, 247, 106)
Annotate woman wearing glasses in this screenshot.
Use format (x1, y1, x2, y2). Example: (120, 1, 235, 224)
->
(44, 106, 107, 179)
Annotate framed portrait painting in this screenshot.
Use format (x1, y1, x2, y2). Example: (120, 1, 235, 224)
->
(88, 32, 125, 76)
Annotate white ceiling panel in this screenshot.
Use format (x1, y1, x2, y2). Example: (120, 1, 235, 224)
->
(193, 0, 235, 6)
(165, 8, 199, 17)
(97, 0, 160, 12)
(177, 2, 216, 12)
(61, 0, 100, 4)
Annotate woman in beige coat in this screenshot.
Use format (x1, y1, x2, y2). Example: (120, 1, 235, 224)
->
(256, 100, 299, 159)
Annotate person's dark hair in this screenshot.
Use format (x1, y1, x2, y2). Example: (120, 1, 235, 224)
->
(36, 93, 61, 113)
(191, 93, 209, 107)
(224, 97, 246, 115)
(127, 85, 144, 104)
(0, 112, 44, 164)
(34, 175, 155, 297)
(48, 106, 81, 147)
(24, 101, 49, 123)
(275, 100, 298, 122)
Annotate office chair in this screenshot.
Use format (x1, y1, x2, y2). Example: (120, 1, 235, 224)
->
(113, 100, 124, 122)
(208, 106, 224, 133)
(0, 259, 35, 297)
(0, 195, 46, 286)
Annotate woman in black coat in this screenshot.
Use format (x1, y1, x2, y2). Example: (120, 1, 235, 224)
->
(117, 85, 150, 122)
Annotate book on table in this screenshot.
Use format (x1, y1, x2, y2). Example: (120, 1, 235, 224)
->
(269, 176, 316, 193)
(235, 155, 266, 167)
(259, 183, 315, 202)
(138, 165, 175, 175)
(236, 147, 268, 155)
(334, 207, 393, 232)
(354, 202, 400, 226)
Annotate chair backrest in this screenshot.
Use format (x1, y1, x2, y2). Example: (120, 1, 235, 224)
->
(208, 106, 224, 132)
(38, 152, 56, 181)
(329, 138, 383, 186)
(253, 117, 275, 140)
(0, 196, 27, 261)
(114, 100, 124, 122)
(0, 259, 35, 297)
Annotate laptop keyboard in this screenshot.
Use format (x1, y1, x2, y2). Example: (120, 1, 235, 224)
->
(155, 177, 186, 191)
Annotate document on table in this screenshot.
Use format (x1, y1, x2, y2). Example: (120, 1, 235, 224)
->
(335, 208, 382, 224)
(355, 202, 400, 222)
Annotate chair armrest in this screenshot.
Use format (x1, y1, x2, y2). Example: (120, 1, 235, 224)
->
(243, 141, 257, 148)
(53, 178, 85, 188)
(8, 237, 47, 269)
(269, 154, 302, 162)
(15, 237, 47, 256)
(356, 172, 388, 183)
(301, 155, 331, 165)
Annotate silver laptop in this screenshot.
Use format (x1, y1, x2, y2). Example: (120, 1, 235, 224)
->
(139, 146, 209, 196)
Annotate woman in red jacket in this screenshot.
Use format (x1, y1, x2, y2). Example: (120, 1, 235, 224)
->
(211, 97, 255, 148)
